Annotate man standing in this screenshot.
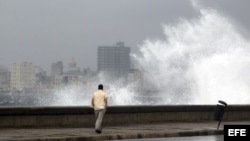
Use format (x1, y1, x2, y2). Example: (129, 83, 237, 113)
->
(91, 84, 108, 134)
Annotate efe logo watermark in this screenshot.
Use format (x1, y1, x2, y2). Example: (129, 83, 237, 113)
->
(224, 125, 250, 141)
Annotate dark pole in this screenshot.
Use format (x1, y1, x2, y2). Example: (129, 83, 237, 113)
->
(217, 110, 224, 129)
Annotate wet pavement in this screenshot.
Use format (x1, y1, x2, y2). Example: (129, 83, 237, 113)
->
(0, 121, 249, 141)
(108, 135, 223, 141)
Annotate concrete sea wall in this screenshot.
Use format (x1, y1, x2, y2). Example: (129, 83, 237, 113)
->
(0, 105, 250, 128)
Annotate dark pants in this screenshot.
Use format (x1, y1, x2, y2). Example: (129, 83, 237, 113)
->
(94, 109, 106, 131)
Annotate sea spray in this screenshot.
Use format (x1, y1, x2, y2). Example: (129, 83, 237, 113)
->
(133, 9, 250, 104)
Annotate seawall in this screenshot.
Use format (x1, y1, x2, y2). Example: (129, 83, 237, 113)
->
(0, 105, 250, 128)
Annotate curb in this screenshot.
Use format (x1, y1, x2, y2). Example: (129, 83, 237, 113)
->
(7, 129, 223, 141)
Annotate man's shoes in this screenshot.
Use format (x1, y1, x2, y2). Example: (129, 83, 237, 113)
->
(95, 129, 102, 134)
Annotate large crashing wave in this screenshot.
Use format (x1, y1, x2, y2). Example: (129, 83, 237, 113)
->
(133, 8, 250, 104)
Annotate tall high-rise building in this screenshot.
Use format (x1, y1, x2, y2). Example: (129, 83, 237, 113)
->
(10, 62, 36, 91)
(98, 42, 130, 80)
(51, 61, 63, 76)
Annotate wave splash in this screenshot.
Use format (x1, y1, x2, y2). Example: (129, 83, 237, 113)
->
(133, 8, 250, 104)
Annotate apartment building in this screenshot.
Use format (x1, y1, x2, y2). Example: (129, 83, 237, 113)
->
(10, 62, 36, 91)
(97, 42, 130, 81)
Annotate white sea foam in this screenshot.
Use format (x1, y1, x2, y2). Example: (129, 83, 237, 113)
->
(132, 8, 250, 104)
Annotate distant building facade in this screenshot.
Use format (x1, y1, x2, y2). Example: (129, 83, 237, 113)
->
(35, 66, 51, 91)
(97, 42, 130, 81)
(51, 58, 97, 88)
(10, 62, 36, 91)
(51, 61, 63, 77)
(0, 67, 10, 92)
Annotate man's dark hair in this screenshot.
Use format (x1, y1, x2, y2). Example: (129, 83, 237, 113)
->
(98, 84, 103, 90)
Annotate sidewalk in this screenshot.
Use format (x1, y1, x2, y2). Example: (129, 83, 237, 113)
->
(0, 121, 249, 141)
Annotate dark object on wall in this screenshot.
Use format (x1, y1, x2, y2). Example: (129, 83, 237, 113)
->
(214, 100, 228, 129)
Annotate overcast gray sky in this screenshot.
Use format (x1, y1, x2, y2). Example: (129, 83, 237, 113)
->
(1, 0, 250, 73)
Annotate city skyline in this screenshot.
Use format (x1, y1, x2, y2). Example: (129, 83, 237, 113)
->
(0, 41, 132, 75)
(1, 0, 250, 72)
